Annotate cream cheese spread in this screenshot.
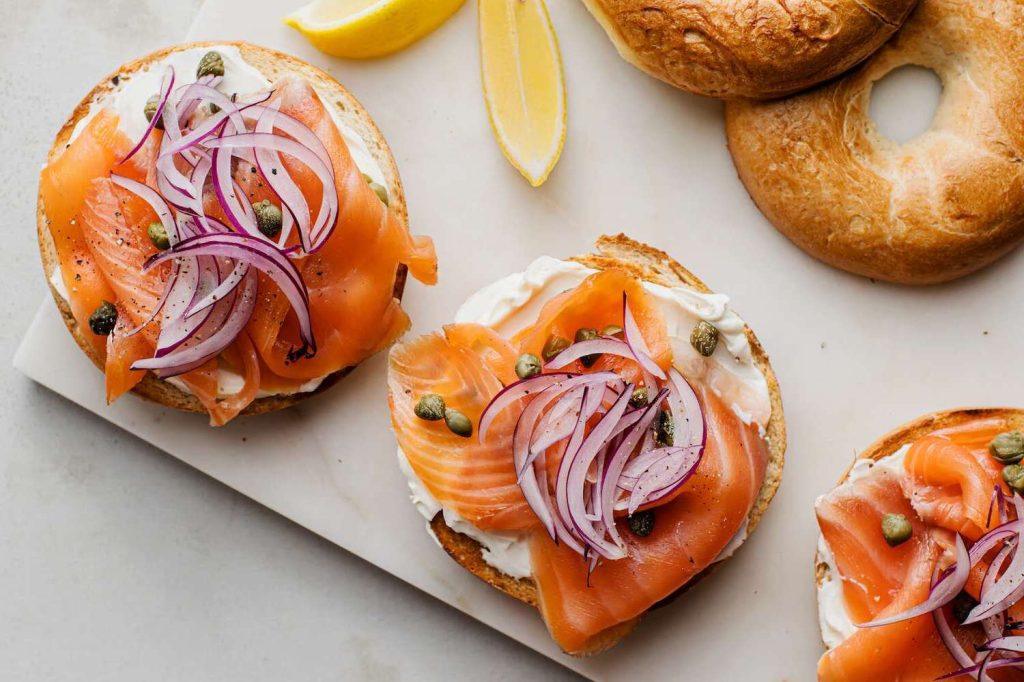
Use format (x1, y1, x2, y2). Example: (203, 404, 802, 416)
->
(816, 445, 910, 649)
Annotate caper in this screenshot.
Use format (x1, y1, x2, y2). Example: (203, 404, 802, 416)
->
(656, 410, 674, 446)
(951, 591, 979, 625)
(444, 408, 473, 438)
(629, 387, 649, 408)
(414, 394, 445, 421)
(515, 353, 542, 380)
(253, 200, 283, 239)
(990, 431, 1024, 464)
(147, 222, 170, 250)
(628, 510, 655, 537)
(197, 51, 225, 78)
(1004, 464, 1024, 494)
(601, 324, 624, 337)
(574, 327, 600, 367)
(143, 95, 165, 130)
(542, 335, 571, 362)
(690, 320, 720, 357)
(881, 513, 913, 547)
(88, 301, 118, 336)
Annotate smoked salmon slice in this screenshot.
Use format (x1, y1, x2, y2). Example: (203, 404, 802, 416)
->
(530, 384, 767, 653)
(389, 324, 540, 532)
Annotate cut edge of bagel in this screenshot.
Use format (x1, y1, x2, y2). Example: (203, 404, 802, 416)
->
(37, 41, 409, 419)
(813, 407, 1024, 650)
(428, 233, 787, 656)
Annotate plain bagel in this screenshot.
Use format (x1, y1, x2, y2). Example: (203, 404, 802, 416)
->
(580, 0, 919, 99)
(725, 0, 1024, 285)
(38, 42, 410, 418)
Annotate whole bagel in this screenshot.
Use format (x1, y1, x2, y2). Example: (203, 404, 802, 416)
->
(725, 0, 1024, 285)
(580, 0, 918, 99)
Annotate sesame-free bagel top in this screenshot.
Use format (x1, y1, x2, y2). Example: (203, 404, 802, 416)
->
(580, 0, 918, 99)
(725, 0, 1024, 284)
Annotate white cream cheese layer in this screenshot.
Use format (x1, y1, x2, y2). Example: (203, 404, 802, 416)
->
(401, 256, 773, 579)
(816, 445, 910, 649)
(62, 45, 385, 399)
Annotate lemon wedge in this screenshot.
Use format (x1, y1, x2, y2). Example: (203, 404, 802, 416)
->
(285, 0, 466, 59)
(478, 0, 566, 187)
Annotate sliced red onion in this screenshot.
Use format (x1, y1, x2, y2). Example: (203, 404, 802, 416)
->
(935, 601, 977, 674)
(599, 397, 665, 547)
(186, 260, 250, 316)
(134, 270, 257, 376)
(937, 657, 1024, 681)
(121, 66, 174, 164)
(143, 232, 314, 355)
(623, 293, 667, 381)
(478, 372, 615, 442)
(860, 533, 970, 628)
(557, 386, 634, 560)
(546, 337, 637, 371)
(110, 174, 179, 245)
(967, 532, 1024, 624)
(255, 103, 312, 252)
(667, 367, 706, 450)
(985, 636, 1024, 653)
(626, 445, 703, 514)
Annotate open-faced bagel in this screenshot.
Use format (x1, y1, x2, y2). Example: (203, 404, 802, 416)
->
(580, 0, 918, 99)
(38, 41, 410, 419)
(428, 234, 787, 655)
(726, 0, 1024, 285)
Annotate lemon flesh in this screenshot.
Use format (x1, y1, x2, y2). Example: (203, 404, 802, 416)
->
(479, 0, 566, 187)
(286, 0, 466, 59)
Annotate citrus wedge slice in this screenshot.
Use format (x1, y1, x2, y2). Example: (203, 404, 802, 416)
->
(478, 0, 567, 187)
(285, 0, 466, 59)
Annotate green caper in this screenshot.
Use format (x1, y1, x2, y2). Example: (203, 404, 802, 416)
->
(515, 353, 542, 380)
(143, 95, 165, 130)
(253, 200, 283, 239)
(574, 327, 600, 367)
(881, 513, 913, 547)
(414, 394, 445, 421)
(951, 591, 979, 624)
(542, 335, 571, 362)
(1004, 464, 1024, 494)
(628, 510, 655, 537)
(690, 320, 720, 357)
(444, 408, 473, 438)
(601, 324, 624, 337)
(990, 431, 1024, 464)
(656, 410, 674, 446)
(197, 51, 225, 78)
(629, 387, 649, 408)
(147, 222, 170, 250)
(88, 301, 118, 336)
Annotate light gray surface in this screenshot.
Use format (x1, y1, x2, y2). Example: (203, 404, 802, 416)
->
(0, 1, 577, 679)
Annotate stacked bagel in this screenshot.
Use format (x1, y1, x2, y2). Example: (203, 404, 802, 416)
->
(583, 0, 1024, 285)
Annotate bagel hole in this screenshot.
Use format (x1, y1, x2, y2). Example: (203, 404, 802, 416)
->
(869, 66, 943, 144)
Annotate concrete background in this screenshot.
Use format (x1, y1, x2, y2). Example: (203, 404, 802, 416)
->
(0, 1, 577, 679)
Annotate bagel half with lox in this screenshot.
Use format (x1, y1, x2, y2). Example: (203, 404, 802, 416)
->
(815, 408, 1024, 680)
(388, 234, 785, 655)
(581, 0, 919, 99)
(38, 42, 437, 425)
(726, 0, 1024, 284)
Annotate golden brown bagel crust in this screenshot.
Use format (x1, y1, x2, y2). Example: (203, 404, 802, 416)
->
(580, 0, 918, 99)
(813, 408, 1024, 648)
(726, 0, 1024, 285)
(429, 234, 787, 656)
(38, 41, 409, 417)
